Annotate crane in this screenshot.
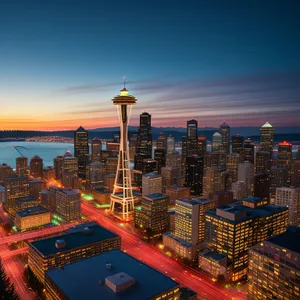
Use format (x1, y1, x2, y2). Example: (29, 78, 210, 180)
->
(12, 146, 28, 157)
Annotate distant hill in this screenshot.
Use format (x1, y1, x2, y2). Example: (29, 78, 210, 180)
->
(1, 127, 300, 142)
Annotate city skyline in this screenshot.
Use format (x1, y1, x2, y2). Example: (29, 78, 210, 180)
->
(1, 1, 300, 130)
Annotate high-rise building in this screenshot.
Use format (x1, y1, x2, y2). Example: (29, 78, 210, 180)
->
(86, 162, 105, 191)
(275, 141, 293, 183)
(156, 133, 167, 150)
(208, 191, 234, 207)
(212, 132, 222, 152)
(219, 121, 230, 154)
(275, 187, 300, 226)
(291, 159, 300, 186)
(165, 185, 191, 206)
(30, 155, 43, 178)
(260, 121, 274, 155)
(232, 134, 243, 158)
(105, 156, 118, 175)
(166, 151, 181, 177)
(29, 178, 46, 201)
(253, 173, 270, 203)
(110, 87, 136, 220)
(187, 119, 198, 157)
(142, 159, 157, 174)
(181, 136, 187, 170)
(203, 166, 227, 196)
(56, 189, 81, 222)
(243, 138, 255, 164)
(129, 133, 138, 162)
(154, 148, 166, 173)
(231, 181, 247, 200)
(255, 150, 271, 174)
(62, 156, 79, 189)
(54, 154, 64, 181)
(28, 223, 121, 283)
(270, 167, 289, 200)
(161, 167, 175, 192)
(197, 135, 207, 156)
(142, 172, 162, 196)
(238, 162, 254, 194)
(74, 126, 89, 179)
(205, 198, 289, 282)
(0, 164, 14, 183)
(134, 112, 152, 171)
(3, 176, 29, 216)
(248, 227, 300, 300)
(163, 198, 215, 261)
(185, 155, 203, 196)
(134, 193, 168, 240)
(226, 153, 240, 183)
(16, 156, 28, 177)
(167, 135, 175, 153)
(91, 138, 102, 162)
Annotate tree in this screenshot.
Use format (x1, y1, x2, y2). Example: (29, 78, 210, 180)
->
(0, 259, 19, 300)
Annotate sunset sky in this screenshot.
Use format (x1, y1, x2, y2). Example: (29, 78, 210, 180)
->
(1, 0, 300, 130)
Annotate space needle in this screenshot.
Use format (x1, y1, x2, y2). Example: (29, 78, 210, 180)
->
(110, 79, 137, 220)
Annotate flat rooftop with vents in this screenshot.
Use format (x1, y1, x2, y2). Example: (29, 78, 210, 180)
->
(45, 249, 180, 300)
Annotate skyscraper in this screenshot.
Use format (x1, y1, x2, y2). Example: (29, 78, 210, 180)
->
(110, 86, 136, 220)
(62, 155, 79, 189)
(154, 148, 166, 173)
(232, 134, 244, 159)
(56, 189, 81, 222)
(187, 119, 198, 157)
(156, 133, 167, 150)
(16, 156, 28, 177)
(255, 150, 271, 174)
(54, 154, 64, 181)
(260, 121, 274, 155)
(74, 126, 89, 179)
(197, 135, 207, 156)
(226, 153, 240, 183)
(30, 155, 43, 178)
(142, 172, 162, 196)
(219, 121, 230, 154)
(212, 132, 222, 152)
(91, 138, 102, 162)
(238, 162, 254, 195)
(167, 135, 175, 153)
(134, 112, 152, 171)
(185, 155, 204, 196)
(243, 138, 255, 164)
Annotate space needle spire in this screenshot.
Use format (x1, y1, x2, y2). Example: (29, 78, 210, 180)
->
(110, 80, 137, 220)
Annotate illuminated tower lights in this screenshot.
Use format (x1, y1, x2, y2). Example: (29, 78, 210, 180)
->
(110, 81, 137, 220)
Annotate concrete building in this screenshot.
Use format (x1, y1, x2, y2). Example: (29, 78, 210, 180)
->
(185, 155, 204, 196)
(86, 161, 105, 191)
(231, 181, 247, 200)
(255, 151, 271, 174)
(219, 121, 230, 154)
(212, 132, 222, 152)
(30, 155, 44, 178)
(167, 135, 175, 153)
(142, 172, 162, 196)
(248, 227, 300, 300)
(91, 138, 102, 162)
(226, 153, 240, 184)
(166, 185, 190, 206)
(56, 189, 81, 222)
(134, 193, 168, 240)
(208, 191, 234, 207)
(163, 198, 215, 261)
(275, 187, 300, 226)
(203, 166, 227, 196)
(62, 155, 79, 189)
(14, 205, 51, 231)
(154, 148, 166, 173)
(16, 195, 39, 210)
(28, 223, 121, 283)
(205, 198, 288, 282)
(260, 121, 274, 155)
(238, 162, 254, 194)
(29, 178, 46, 201)
(3, 176, 29, 216)
(16, 156, 28, 177)
(45, 249, 181, 300)
(0, 164, 14, 183)
(74, 126, 89, 180)
(253, 173, 270, 203)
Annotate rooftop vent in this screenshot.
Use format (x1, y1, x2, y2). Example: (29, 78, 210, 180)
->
(55, 239, 66, 249)
(106, 263, 113, 270)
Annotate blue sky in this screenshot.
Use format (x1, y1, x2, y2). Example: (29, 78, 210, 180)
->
(0, 0, 299, 129)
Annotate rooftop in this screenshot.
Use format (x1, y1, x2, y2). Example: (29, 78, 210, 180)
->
(143, 193, 167, 201)
(261, 121, 273, 128)
(57, 189, 79, 196)
(46, 249, 179, 300)
(30, 223, 119, 256)
(16, 195, 35, 203)
(266, 226, 300, 254)
(75, 126, 87, 133)
(142, 172, 161, 178)
(167, 184, 189, 191)
(16, 205, 49, 218)
(202, 251, 227, 262)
